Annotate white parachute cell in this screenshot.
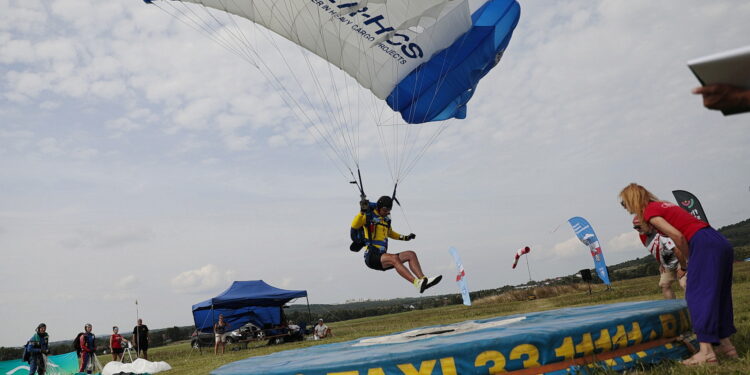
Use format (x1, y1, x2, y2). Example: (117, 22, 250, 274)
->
(145, 0, 520, 186)
(174, 0, 471, 100)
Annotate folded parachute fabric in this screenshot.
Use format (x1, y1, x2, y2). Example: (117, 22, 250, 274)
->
(102, 358, 172, 375)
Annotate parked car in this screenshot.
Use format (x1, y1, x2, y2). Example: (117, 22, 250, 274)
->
(229, 323, 264, 341)
(190, 323, 263, 349)
(190, 330, 214, 349)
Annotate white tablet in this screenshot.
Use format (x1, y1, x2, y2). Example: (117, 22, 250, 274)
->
(688, 45, 750, 88)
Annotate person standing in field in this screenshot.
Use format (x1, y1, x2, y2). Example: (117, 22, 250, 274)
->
(78, 323, 97, 374)
(620, 183, 737, 365)
(109, 326, 130, 361)
(214, 314, 230, 355)
(132, 319, 149, 360)
(25, 323, 49, 375)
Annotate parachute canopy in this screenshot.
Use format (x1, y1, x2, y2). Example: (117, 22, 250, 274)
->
(145, 0, 521, 190)
(159, 0, 520, 124)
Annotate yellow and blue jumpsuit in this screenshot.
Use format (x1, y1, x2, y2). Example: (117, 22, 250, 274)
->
(351, 211, 404, 271)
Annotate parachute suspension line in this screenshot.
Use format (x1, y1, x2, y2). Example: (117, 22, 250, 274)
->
(196, 1, 261, 62)
(149, 1, 258, 68)
(282, 2, 362, 171)
(376, 2, 468, 186)
(401, 12, 470, 169)
(399, 119, 452, 182)
(394, 12, 474, 182)
(349, 167, 366, 200)
(152, 0, 346, 171)
(225, 2, 358, 175)
(171, 0, 355, 181)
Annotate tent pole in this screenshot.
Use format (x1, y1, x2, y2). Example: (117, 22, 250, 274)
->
(306, 296, 312, 327)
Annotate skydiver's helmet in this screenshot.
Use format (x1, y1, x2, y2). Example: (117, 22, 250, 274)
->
(376, 196, 393, 210)
(36, 323, 46, 332)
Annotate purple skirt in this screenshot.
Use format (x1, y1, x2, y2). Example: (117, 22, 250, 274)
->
(685, 227, 736, 343)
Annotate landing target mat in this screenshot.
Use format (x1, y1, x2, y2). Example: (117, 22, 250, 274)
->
(213, 300, 693, 375)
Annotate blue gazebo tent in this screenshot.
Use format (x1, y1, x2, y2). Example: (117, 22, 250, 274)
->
(192, 280, 310, 333)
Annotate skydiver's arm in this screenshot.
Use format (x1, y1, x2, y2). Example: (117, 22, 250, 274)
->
(388, 229, 402, 240)
(648, 217, 689, 269)
(351, 213, 366, 229)
(27, 341, 41, 353)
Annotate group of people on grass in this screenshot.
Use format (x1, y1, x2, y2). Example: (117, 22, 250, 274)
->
(23, 319, 150, 375)
(212, 313, 334, 355)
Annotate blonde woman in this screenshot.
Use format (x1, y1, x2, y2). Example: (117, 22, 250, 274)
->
(214, 314, 230, 355)
(619, 183, 737, 365)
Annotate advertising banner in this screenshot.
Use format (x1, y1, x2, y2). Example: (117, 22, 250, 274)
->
(568, 216, 611, 285)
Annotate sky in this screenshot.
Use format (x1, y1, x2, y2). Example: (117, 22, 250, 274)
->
(1, 0, 749, 347)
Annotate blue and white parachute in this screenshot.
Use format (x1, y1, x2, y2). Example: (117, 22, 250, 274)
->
(144, 0, 520, 184)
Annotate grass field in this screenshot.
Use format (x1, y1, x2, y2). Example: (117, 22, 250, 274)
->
(120, 262, 750, 375)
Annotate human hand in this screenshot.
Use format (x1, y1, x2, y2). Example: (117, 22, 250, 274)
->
(403, 233, 416, 241)
(692, 84, 750, 112)
(359, 199, 369, 212)
(676, 267, 687, 280)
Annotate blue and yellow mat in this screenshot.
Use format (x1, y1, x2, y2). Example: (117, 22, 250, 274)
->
(213, 300, 694, 375)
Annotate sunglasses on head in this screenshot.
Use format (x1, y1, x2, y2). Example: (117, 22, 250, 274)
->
(620, 201, 626, 208)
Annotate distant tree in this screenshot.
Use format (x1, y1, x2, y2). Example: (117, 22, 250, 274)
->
(165, 326, 185, 342)
(0, 347, 24, 361)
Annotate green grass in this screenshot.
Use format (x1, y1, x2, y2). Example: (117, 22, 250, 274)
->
(118, 262, 750, 375)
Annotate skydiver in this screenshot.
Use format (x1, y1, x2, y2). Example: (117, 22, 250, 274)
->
(351, 196, 442, 293)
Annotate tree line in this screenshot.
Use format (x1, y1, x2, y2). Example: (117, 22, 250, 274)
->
(4, 218, 748, 362)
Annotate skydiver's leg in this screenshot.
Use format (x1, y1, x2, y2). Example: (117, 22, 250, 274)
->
(380, 253, 418, 283)
(398, 251, 425, 279)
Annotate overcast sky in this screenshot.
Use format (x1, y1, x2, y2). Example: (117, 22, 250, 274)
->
(1, 0, 749, 347)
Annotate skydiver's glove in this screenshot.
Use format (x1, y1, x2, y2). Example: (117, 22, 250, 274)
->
(401, 233, 416, 241)
(359, 199, 370, 212)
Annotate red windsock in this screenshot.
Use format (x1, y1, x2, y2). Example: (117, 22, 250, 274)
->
(512, 246, 531, 269)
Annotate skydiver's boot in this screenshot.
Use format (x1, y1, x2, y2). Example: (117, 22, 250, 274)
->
(423, 275, 442, 292)
(414, 278, 425, 292)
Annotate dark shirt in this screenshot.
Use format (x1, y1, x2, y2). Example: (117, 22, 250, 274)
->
(133, 325, 149, 345)
(27, 332, 49, 354)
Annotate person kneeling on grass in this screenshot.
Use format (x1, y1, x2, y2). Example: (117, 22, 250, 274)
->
(314, 319, 332, 340)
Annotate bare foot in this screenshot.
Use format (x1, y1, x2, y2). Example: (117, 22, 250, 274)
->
(681, 352, 718, 366)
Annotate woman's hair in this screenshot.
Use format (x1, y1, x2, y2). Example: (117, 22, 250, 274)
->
(619, 183, 660, 227)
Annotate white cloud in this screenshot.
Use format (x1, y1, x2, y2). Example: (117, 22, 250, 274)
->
(37, 137, 62, 154)
(71, 147, 99, 160)
(171, 264, 237, 294)
(606, 231, 642, 253)
(550, 237, 582, 259)
(115, 274, 138, 289)
(60, 225, 154, 251)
